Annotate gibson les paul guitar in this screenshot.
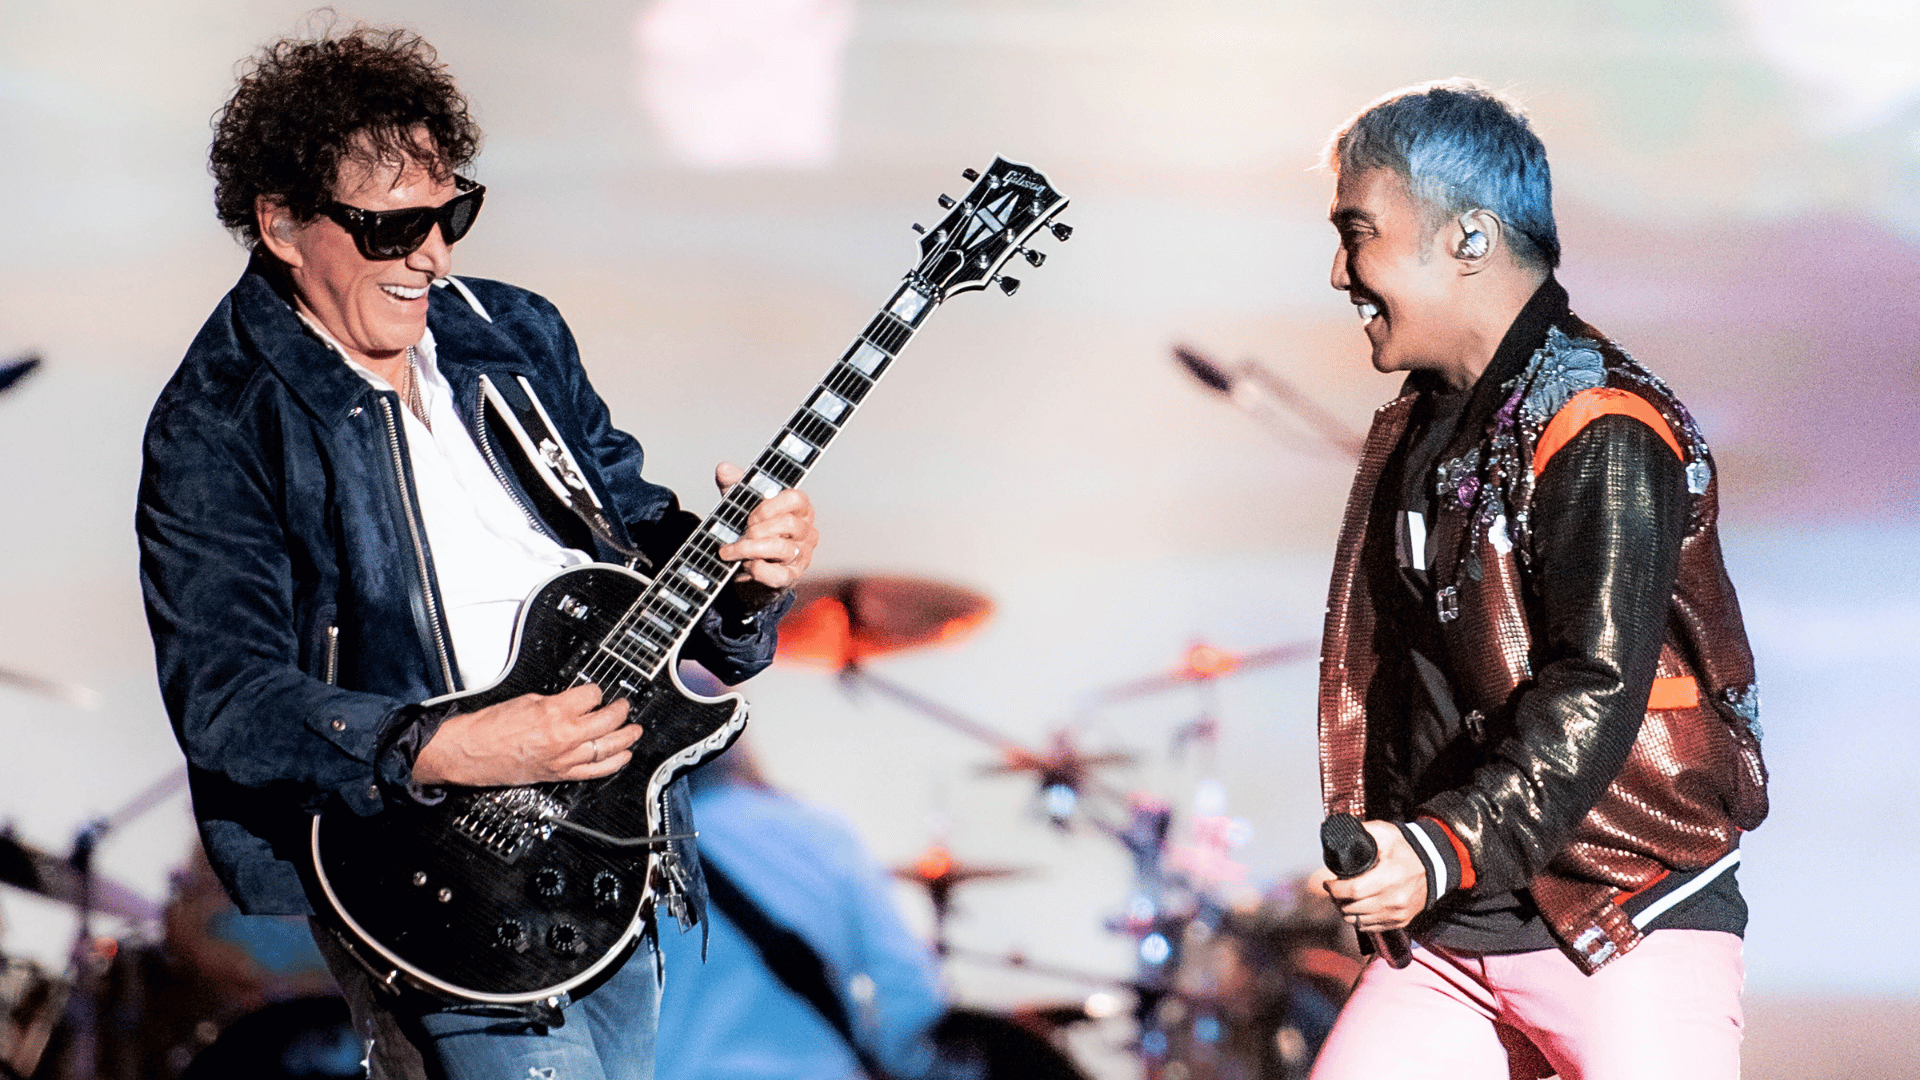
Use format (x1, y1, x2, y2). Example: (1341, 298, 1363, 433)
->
(311, 158, 1069, 1005)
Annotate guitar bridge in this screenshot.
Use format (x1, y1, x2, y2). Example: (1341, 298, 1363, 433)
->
(450, 787, 567, 862)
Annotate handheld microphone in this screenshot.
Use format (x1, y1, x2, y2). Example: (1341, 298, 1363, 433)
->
(1320, 813, 1414, 969)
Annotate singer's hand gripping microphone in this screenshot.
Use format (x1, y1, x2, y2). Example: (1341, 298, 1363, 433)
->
(1321, 813, 1415, 969)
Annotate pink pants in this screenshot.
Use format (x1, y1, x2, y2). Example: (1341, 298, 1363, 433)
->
(1309, 930, 1744, 1080)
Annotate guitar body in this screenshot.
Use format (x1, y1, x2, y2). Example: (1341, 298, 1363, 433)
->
(311, 563, 745, 1003)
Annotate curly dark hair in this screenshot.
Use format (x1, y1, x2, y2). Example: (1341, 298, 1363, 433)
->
(210, 23, 482, 247)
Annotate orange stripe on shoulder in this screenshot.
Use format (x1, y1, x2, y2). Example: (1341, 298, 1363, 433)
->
(1532, 387, 1684, 478)
(1648, 676, 1700, 710)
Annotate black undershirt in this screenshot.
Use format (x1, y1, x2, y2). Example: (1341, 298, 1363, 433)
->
(1372, 380, 1560, 952)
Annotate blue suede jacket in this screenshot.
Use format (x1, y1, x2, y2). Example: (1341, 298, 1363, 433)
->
(138, 257, 780, 916)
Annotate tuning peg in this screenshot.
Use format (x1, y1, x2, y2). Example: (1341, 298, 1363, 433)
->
(938, 194, 955, 209)
(996, 276, 1021, 296)
(1049, 222, 1073, 242)
(1022, 248, 1046, 268)
(912, 223, 925, 234)
(962, 168, 980, 181)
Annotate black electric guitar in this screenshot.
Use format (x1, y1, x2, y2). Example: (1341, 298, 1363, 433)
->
(310, 158, 1069, 1005)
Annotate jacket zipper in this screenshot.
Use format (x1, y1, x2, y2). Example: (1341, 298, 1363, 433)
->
(323, 626, 340, 686)
(378, 396, 458, 694)
(473, 384, 561, 543)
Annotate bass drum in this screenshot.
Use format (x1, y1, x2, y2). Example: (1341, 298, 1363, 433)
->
(180, 997, 361, 1080)
(931, 1008, 1092, 1080)
(0, 957, 64, 1080)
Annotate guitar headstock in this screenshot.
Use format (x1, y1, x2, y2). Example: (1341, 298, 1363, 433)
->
(912, 157, 1070, 301)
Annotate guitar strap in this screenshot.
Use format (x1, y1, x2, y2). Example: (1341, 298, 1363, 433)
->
(477, 373, 652, 571)
(699, 856, 895, 1080)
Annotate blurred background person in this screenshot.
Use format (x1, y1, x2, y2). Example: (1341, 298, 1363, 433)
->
(656, 725, 948, 1080)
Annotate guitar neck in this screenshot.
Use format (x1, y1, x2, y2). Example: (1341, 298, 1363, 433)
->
(597, 279, 940, 677)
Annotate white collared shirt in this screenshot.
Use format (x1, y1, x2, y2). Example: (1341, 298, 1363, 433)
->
(303, 315, 591, 688)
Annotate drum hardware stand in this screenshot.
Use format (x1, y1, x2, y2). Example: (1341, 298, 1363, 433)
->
(54, 768, 185, 1080)
(841, 663, 1137, 832)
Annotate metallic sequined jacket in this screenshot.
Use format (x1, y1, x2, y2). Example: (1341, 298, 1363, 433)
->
(1317, 286, 1768, 973)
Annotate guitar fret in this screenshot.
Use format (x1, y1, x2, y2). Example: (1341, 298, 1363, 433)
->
(707, 520, 740, 544)
(657, 589, 693, 613)
(863, 313, 914, 354)
(594, 645, 649, 677)
(788, 411, 838, 448)
(623, 625, 666, 653)
(756, 453, 805, 487)
(646, 613, 684, 639)
(824, 366, 874, 404)
(687, 545, 727, 574)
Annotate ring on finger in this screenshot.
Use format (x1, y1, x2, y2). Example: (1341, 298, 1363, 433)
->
(590, 738, 600, 763)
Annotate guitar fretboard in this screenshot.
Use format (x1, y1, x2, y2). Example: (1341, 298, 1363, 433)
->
(576, 280, 937, 694)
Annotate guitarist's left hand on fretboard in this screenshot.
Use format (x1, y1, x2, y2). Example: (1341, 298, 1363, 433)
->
(711, 461, 817, 594)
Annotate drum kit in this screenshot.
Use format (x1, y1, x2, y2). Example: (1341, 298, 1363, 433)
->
(0, 772, 354, 1080)
(770, 572, 1360, 1080)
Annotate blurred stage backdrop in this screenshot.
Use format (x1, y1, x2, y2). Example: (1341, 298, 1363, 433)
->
(1, 1, 1916, 1077)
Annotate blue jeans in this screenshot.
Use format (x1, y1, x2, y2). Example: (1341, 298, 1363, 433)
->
(314, 923, 661, 1080)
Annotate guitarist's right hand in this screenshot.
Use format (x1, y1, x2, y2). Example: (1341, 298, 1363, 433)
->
(412, 684, 640, 787)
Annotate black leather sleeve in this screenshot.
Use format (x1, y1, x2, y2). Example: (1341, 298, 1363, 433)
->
(1420, 414, 1689, 894)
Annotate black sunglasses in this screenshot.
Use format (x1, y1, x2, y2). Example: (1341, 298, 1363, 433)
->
(320, 175, 486, 261)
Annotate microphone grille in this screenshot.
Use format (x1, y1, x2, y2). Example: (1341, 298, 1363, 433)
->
(1320, 813, 1379, 878)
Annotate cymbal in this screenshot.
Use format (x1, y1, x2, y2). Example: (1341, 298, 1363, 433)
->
(1085, 641, 1315, 707)
(776, 576, 993, 667)
(892, 844, 1028, 891)
(0, 833, 159, 922)
(980, 731, 1133, 784)
(0, 665, 103, 709)
(0, 354, 40, 397)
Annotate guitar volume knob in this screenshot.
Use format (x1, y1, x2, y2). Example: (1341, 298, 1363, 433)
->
(531, 867, 567, 899)
(547, 923, 584, 955)
(592, 871, 623, 908)
(495, 920, 529, 951)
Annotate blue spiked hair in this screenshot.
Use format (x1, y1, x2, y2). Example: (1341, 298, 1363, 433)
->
(1326, 79, 1560, 270)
